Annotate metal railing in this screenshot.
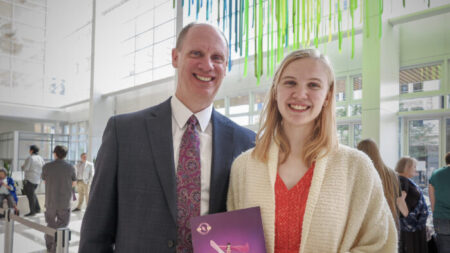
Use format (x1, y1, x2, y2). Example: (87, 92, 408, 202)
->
(1, 208, 71, 253)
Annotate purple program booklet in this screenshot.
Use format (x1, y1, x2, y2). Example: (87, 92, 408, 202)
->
(190, 206, 267, 253)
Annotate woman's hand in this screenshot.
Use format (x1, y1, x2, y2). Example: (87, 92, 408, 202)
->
(397, 191, 409, 217)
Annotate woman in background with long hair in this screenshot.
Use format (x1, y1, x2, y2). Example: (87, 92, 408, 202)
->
(357, 138, 400, 229)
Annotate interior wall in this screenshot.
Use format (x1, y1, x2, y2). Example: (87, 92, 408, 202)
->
(399, 12, 450, 66)
(0, 118, 35, 134)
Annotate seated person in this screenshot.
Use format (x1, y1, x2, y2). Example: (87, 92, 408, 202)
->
(0, 168, 19, 216)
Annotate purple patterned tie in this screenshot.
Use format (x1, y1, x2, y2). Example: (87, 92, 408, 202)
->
(176, 115, 201, 253)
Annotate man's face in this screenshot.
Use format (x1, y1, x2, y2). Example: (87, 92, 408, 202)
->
(81, 154, 87, 162)
(172, 24, 228, 112)
(0, 172, 6, 180)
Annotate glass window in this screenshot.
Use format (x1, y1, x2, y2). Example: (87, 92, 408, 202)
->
(335, 78, 346, 102)
(214, 99, 225, 115)
(399, 96, 442, 112)
(229, 95, 249, 114)
(352, 75, 362, 100)
(253, 91, 267, 113)
(336, 105, 348, 118)
(230, 115, 249, 126)
(252, 114, 260, 125)
(446, 118, 450, 154)
(400, 63, 441, 94)
(350, 104, 362, 116)
(337, 125, 350, 146)
(408, 119, 440, 188)
(354, 124, 362, 147)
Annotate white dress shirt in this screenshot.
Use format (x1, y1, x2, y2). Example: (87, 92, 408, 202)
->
(22, 154, 45, 184)
(75, 161, 94, 184)
(171, 96, 212, 216)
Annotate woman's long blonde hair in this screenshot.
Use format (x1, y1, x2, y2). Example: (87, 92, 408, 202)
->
(252, 49, 338, 167)
(357, 139, 400, 228)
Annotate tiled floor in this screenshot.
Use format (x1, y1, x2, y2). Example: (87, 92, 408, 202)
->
(0, 195, 84, 253)
(0, 210, 84, 253)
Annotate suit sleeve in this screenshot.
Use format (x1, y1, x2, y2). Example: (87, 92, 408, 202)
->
(79, 117, 118, 253)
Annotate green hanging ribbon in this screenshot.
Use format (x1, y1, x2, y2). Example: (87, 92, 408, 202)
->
(240, 0, 244, 56)
(293, 0, 296, 49)
(350, 0, 355, 58)
(267, 0, 271, 77)
(270, 0, 275, 75)
(302, 0, 305, 47)
(328, 0, 332, 42)
(254, 0, 258, 82)
(314, 0, 320, 48)
(258, 0, 263, 84)
(244, 0, 249, 76)
(338, 0, 342, 51)
(284, 0, 288, 48)
(296, 0, 300, 49)
(277, 0, 282, 62)
(306, 0, 310, 46)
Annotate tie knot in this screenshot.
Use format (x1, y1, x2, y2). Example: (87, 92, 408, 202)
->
(187, 115, 198, 128)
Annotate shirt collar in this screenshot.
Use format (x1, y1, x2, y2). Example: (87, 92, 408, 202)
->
(171, 95, 212, 132)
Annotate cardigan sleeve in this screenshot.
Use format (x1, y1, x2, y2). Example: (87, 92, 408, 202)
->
(227, 152, 247, 211)
(347, 158, 398, 253)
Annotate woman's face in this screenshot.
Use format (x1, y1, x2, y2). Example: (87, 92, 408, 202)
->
(405, 162, 417, 178)
(276, 58, 330, 131)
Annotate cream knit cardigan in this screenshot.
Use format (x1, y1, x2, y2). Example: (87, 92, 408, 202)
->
(227, 142, 398, 253)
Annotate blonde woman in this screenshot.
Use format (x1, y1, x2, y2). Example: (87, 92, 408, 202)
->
(227, 49, 397, 252)
(357, 139, 400, 229)
(395, 157, 429, 253)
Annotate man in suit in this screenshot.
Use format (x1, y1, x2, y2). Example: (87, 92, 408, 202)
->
(79, 23, 255, 252)
(73, 152, 94, 212)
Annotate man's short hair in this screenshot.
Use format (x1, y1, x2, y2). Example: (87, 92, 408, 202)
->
(175, 22, 229, 55)
(30, 145, 40, 154)
(81, 152, 87, 157)
(446, 152, 450, 165)
(53, 145, 68, 159)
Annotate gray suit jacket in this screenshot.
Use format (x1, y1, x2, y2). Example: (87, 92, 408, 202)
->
(79, 98, 255, 252)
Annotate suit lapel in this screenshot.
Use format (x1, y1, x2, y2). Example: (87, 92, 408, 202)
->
(209, 110, 234, 213)
(145, 98, 177, 223)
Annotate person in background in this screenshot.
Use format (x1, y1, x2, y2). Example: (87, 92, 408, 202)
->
(0, 168, 19, 216)
(429, 152, 450, 253)
(41, 145, 76, 253)
(396, 156, 429, 253)
(21, 144, 45, 217)
(357, 138, 400, 229)
(79, 22, 255, 252)
(227, 49, 397, 253)
(72, 152, 94, 212)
